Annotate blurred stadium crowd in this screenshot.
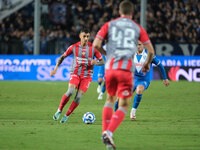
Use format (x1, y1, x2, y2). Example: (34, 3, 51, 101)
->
(0, 0, 200, 54)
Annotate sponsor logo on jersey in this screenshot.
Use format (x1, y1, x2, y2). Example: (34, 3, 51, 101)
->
(77, 57, 90, 64)
(135, 63, 143, 66)
(82, 51, 86, 55)
(122, 90, 130, 96)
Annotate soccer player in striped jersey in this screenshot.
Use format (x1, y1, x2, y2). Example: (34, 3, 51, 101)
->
(51, 28, 104, 123)
(93, 1, 154, 149)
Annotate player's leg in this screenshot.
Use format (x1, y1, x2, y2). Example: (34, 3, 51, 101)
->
(102, 70, 117, 132)
(60, 77, 92, 123)
(106, 98, 132, 135)
(97, 77, 103, 93)
(102, 94, 116, 131)
(53, 74, 80, 121)
(102, 70, 133, 149)
(103, 97, 131, 150)
(97, 65, 104, 93)
(102, 94, 116, 149)
(114, 98, 119, 111)
(130, 84, 144, 119)
(59, 85, 76, 111)
(130, 81, 149, 119)
(102, 70, 117, 149)
(53, 83, 77, 121)
(98, 82, 106, 100)
(60, 89, 84, 123)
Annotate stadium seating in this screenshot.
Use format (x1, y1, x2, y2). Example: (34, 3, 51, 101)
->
(0, 0, 199, 54)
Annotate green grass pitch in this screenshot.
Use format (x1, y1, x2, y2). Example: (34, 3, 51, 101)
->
(0, 81, 200, 150)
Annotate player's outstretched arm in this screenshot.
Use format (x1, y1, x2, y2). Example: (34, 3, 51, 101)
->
(142, 43, 154, 72)
(50, 54, 66, 76)
(153, 56, 170, 87)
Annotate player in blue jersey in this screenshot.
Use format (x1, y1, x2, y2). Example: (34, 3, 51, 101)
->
(114, 40, 170, 119)
(97, 45, 107, 100)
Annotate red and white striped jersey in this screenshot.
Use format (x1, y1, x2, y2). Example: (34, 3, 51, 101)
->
(63, 42, 103, 77)
(96, 16, 151, 72)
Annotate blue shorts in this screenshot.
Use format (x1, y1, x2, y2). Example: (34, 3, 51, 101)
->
(134, 79, 150, 91)
(98, 65, 105, 78)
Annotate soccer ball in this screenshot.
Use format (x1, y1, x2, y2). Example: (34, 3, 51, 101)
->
(82, 112, 96, 124)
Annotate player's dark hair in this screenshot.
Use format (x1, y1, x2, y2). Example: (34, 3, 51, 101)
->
(119, 0, 133, 15)
(80, 28, 90, 34)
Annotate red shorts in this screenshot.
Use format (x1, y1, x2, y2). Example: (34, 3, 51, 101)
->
(105, 69, 134, 99)
(69, 74, 92, 93)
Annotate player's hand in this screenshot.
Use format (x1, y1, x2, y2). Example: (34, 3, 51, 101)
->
(50, 69, 57, 76)
(141, 62, 150, 72)
(91, 59, 97, 65)
(163, 79, 170, 87)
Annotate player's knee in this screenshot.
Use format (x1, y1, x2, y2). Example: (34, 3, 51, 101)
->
(118, 107, 127, 114)
(136, 88, 144, 94)
(74, 92, 82, 103)
(65, 87, 75, 97)
(118, 101, 129, 111)
(119, 101, 129, 107)
(98, 78, 103, 83)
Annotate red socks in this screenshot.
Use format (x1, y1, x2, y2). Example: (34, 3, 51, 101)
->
(66, 100, 79, 116)
(102, 106, 113, 132)
(59, 94, 70, 111)
(102, 103, 126, 134)
(106, 109, 126, 133)
(58, 93, 79, 117)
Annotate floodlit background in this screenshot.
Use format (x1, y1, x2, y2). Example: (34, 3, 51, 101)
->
(0, 0, 200, 81)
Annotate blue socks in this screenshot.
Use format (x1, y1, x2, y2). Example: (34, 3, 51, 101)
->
(115, 94, 143, 111)
(98, 81, 102, 86)
(114, 94, 142, 112)
(133, 94, 142, 109)
(102, 83, 106, 93)
(114, 101, 118, 112)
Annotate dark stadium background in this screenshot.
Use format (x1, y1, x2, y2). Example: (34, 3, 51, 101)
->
(0, 1, 200, 150)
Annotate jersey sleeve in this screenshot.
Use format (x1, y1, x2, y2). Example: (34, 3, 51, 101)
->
(95, 22, 109, 40)
(63, 45, 73, 56)
(94, 49, 103, 60)
(152, 56, 168, 80)
(138, 26, 151, 45)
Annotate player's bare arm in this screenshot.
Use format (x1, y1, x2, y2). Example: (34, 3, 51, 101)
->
(50, 54, 66, 76)
(142, 43, 154, 72)
(91, 58, 105, 66)
(93, 38, 106, 55)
